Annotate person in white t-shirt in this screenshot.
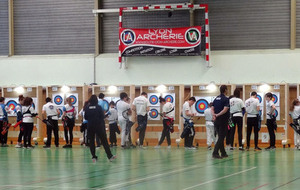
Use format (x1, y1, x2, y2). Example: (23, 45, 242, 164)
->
(117, 92, 132, 148)
(62, 97, 77, 148)
(229, 89, 245, 151)
(204, 102, 216, 150)
(107, 101, 119, 147)
(181, 97, 196, 149)
(245, 91, 261, 151)
(22, 97, 37, 149)
(42, 97, 60, 148)
(265, 92, 276, 150)
(290, 99, 300, 149)
(132, 92, 150, 147)
(155, 97, 175, 148)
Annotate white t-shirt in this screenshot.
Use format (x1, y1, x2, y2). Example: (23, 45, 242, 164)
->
(133, 95, 150, 116)
(42, 102, 58, 120)
(162, 102, 175, 119)
(204, 108, 213, 121)
(107, 107, 118, 124)
(182, 101, 192, 119)
(0, 104, 9, 120)
(117, 100, 130, 121)
(245, 97, 260, 118)
(230, 97, 245, 117)
(22, 106, 37, 123)
(292, 105, 300, 119)
(63, 104, 76, 119)
(266, 100, 275, 119)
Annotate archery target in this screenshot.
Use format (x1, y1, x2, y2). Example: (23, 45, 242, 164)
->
(148, 93, 160, 106)
(165, 95, 174, 103)
(162, 93, 175, 106)
(195, 99, 209, 114)
(256, 94, 262, 104)
(103, 99, 110, 112)
(193, 96, 212, 116)
(149, 95, 159, 105)
(69, 95, 77, 105)
(275, 107, 280, 121)
(58, 107, 63, 119)
(66, 93, 78, 106)
(148, 107, 160, 120)
(271, 92, 280, 106)
(6, 100, 18, 112)
(53, 94, 64, 105)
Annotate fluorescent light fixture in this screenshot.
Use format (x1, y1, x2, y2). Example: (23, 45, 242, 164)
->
(61, 85, 70, 93)
(156, 85, 167, 93)
(14, 86, 24, 94)
(108, 85, 118, 94)
(206, 82, 217, 92)
(259, 83, 270, 92)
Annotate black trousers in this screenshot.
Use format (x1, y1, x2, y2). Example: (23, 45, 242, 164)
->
(46, 119, 59, 147)
(184, 126, 195, 147)
(23, 123, 34, 147)
(266, 119, 276, 146)
(88, 127, 113, 159)
(64, 118, 74, 144)
(0, 121, 8, 144)
(158, 119, 171, 146)
(17, 124, 24, 143)
(213, 115, 229, 156)
(109, 123, 118, 144)
(230, 116, 243, 147)
(247, 117, 259, 147)
(137, 115, 147, 146)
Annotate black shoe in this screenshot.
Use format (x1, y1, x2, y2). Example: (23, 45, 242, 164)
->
(68, 144, 72, 148)
(212, 154, 222, 159)
(56, 145, 59, 148)
(63, 144, 69, 148)
(221, 154, 229, 158)
(246, 146, 250, 151)
(254, 147, 262, 151)
(43, 146, 51, 149)
(265, 146, 271, 150)
(229, 147, 234, 151)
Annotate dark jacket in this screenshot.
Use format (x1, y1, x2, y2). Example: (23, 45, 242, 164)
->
(84, 104, 105, 131)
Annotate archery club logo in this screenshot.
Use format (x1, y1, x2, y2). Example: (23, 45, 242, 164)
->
(185, 28, 201, 45)
(121, 29, 136, 45)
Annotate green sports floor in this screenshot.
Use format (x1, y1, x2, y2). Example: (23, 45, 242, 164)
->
(0, 146, 300, 190)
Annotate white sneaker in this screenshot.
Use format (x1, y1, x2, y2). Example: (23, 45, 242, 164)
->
(167, 145, 171, 149)
(188, 147, 197, 150)
(15, 144, 22, 148)
(109, 155, 117, 162)
(140, 145, 147, 149)
(154, 145, 161, 149)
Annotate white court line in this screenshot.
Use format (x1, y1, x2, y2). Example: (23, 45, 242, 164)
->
(183, 167, 257, 190)
(97, 164, 201, 189)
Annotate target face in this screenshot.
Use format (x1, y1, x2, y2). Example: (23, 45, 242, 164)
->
(256, 94, 262, 103)
(274, 109, 278, 118)
(195, 99, 209, 114)
(103, 99, 109, 112)
(149, 109, 159, 119)
(69, 95, 77, 105)
(58, 108, 63, 118)
(272, 94, 278, 104)
(149, 95, 159, 105)
(164, 95, 174, 103)
(6, 100, 18, 111)
(54, 95, 63, 105)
